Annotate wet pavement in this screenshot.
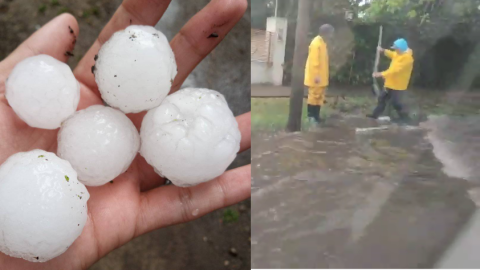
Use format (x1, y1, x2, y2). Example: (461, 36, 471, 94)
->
(251, 115, 480, 268)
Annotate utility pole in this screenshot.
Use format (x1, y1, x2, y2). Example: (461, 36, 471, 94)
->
(275, 0, 278, 17)
(286, 0, 311, 132)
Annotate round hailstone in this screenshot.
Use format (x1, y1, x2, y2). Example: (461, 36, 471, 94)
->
(140, 88, 241, 187)
(5, 54, 80, 129)
(58, 105, 140, 186)
(94, 25, 177, 113)
(0, 150, 89, 262)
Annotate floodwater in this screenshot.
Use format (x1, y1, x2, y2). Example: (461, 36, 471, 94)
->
(251, 115, 480, 269)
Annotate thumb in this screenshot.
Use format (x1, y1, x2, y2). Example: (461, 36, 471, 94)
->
(0, 14, 79, 93)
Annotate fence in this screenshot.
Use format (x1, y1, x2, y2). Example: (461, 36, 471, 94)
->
(251, 28, 273, 64)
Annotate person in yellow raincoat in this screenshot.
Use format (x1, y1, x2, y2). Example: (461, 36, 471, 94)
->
(304, 24, 334, 124)
(367, 38, 414, 122)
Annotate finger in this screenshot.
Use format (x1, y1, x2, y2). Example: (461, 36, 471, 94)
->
(237, 112, 251, 152)
(137, 154, 165, 192)
(0, 79, 102, 110)
(134, 164, 251, 237)
(125, 0, 247, 130)
(139, 112, 252, 192)
(74, 0, 173, 91)
(169, 0, 248, 93)
(0, 14, 79, 93)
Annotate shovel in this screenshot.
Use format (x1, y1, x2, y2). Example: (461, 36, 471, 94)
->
(372, 25, 386, 97)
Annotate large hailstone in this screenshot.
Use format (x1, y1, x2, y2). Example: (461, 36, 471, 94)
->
(5, 54, 80, 129)
(140, 88, 241, 187)
(0, 150, 89, 262)
(94, 25, 177, 113)
(58, 105, 140, 186)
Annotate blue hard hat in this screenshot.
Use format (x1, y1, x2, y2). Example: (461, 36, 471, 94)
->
(392, 38, 408, 52)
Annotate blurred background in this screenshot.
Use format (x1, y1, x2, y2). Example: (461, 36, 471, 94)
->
(0, 0, 251, 269)
(251, 0, 480, 268)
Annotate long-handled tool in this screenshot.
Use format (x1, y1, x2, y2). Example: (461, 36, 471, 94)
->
(372, 25, 386, 97)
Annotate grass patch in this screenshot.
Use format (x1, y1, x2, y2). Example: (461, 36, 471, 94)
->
(81, 10, 91, 18)
(222, 208, 239, 224)
(38, 4, 47, 13)
(252, 94, 480, 131)
(50, 0, 60, 6)
(420, 102, 480, 116)
(252, 98, 328, 131)
(91, 6, 100, 17)
(82, 7, 100, 19)
(56, 6, 70, 15)
(252, 96, 374, 131)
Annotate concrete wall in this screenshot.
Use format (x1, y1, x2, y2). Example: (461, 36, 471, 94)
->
(251, 61, 272, 84)
(251, 17, 287, 86)
(266, 17, 288, 86)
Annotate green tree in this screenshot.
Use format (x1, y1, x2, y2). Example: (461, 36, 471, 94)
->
(361, 0, 480, 25)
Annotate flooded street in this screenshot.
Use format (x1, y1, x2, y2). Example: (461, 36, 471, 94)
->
(251, 115, 480, 268)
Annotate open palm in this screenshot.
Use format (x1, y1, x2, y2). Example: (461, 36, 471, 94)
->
(0, 0, 251, 269)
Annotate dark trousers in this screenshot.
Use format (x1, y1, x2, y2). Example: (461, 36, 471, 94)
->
(307, 105, 321, 123)
(372, 88, 408, 119)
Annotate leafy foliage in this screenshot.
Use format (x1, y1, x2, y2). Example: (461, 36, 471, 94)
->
(222, 208, 240, 224)
(360, 0, 480, 31)
(254, 0, 480, 88)
(331, 0, 480, 88)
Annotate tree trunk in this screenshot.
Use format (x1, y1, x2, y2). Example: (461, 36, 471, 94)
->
(286, 0, 311, 132)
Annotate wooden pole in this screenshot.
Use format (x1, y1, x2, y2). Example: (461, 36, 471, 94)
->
(286, 0, 311, 132)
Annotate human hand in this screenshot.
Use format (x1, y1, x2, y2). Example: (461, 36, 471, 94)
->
(373, 72, 383, 78)
(0, 0, 250, 269)
(315, 76, 321, 84)
(377, 46, 384, 52)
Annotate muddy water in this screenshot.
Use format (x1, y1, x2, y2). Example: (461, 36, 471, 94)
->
(251, 116, 480, 269)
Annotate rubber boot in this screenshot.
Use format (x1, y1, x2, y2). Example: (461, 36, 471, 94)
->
(307, 104, 313, 118)
(307, 105, 316, 124)
(315, 105, 321, 123)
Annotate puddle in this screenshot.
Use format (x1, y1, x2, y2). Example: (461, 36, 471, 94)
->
(252, 115, 480, 269)
(422, 115, 480, 181)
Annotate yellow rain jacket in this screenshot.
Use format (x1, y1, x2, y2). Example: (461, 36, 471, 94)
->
(381, 49, 414, 90)
(304, 36, 329, 87)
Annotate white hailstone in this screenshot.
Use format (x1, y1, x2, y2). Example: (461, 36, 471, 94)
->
(0, 150, 89, 262)
(94, 25, 177, 113)
(140, 88, 241, 187)
(57, 105, 140, 186)
(5, 54, 80, 129)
